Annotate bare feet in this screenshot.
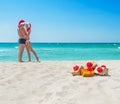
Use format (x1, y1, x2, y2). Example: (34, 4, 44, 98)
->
(18, 60, 24, 62)
(36, 57, 40, 62)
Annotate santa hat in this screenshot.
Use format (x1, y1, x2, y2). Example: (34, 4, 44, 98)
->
(18, 20, 25, 27)
(26, 22, 31, 31)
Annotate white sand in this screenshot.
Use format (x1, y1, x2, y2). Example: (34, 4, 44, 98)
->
(0, 60, 120, 104)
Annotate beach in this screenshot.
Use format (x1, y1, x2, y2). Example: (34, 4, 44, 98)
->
(0, 60, 120, 104)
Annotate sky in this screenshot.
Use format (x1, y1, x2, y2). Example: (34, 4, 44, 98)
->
(0, 0, 120, 43)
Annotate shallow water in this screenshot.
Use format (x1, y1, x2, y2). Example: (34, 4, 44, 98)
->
(0, 43, 120, 61)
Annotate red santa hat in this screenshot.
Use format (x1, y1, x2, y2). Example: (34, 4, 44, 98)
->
(18, 20, 25, 27)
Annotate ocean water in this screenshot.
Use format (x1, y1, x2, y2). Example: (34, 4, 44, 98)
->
(0, 43, 120, 62)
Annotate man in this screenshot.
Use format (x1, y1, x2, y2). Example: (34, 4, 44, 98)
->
(17, 20, 31, 62)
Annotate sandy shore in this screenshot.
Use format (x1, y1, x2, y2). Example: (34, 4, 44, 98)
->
(0, 60, 120, 104)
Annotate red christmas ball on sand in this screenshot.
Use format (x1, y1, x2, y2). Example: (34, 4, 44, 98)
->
(87, 67, 93, 71)
(73, 65, 79, 71)
(87, 62, 93, 68)
(97, 67, 103, 73)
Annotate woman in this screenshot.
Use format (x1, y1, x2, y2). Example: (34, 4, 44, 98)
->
(25, 22, 40, 62)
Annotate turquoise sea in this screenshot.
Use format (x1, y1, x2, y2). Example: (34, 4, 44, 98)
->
(0, 43, 120, 62)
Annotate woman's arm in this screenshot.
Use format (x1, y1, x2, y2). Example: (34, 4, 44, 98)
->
(27, 29, 31, 36)
(25, 24, 31, 40)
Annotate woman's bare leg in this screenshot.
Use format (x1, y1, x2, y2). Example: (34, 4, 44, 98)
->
(27, 43, 39, 62)
(25, 45, 31, 61)
(31, 49, 39, 62)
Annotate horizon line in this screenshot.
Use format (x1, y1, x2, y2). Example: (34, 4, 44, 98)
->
(0, 42, 120, 44)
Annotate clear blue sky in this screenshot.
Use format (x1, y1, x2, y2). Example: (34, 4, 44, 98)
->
(0, 0, 120, 43)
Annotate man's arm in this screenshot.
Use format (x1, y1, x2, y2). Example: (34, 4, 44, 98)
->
(17, 29, 20, 37)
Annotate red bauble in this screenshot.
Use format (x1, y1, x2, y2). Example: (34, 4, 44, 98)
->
(97, 67, 103, 73)
(73, 65, 79, 71)
(87, 62, 93, 68)
(87, 67, 93, 71)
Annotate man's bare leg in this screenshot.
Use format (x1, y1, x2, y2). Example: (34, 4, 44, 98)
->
(18, 44, 25, 62)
